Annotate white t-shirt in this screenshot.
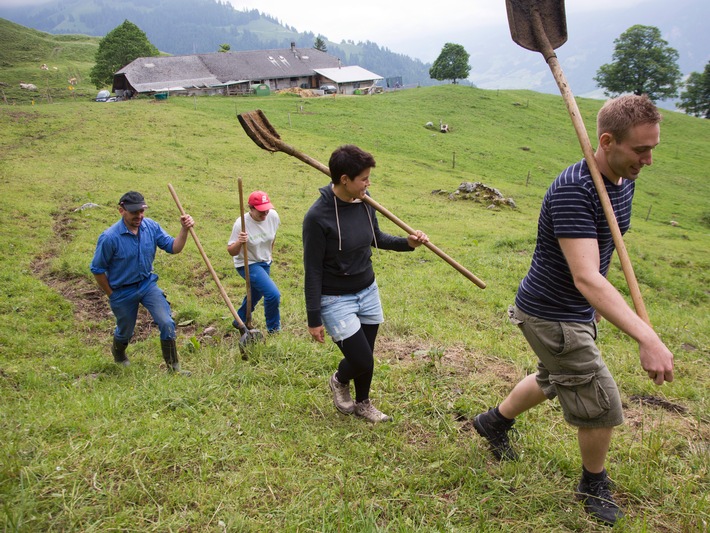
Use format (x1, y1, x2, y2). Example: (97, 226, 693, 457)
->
(228, 209, 280, 268)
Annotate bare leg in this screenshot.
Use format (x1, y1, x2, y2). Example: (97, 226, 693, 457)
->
(499, 373, 547, 419)
(578, 426, 613, 473)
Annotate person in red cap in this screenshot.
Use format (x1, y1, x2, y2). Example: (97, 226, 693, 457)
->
(227, 190, 281, 333)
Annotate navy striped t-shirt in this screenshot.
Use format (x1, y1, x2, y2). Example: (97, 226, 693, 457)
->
(515, 159, 635, 322)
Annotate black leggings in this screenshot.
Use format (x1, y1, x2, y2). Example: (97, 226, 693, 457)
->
(335, 324, 379, 402)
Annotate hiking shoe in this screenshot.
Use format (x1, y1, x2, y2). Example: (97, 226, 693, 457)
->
(472, 407, 518, 460)
(576, 476, 624, 526)
(354, 399, 391, 423)
(329, 372, 354, 414)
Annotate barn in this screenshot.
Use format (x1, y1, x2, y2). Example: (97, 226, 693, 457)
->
(112, 43, 383, 97)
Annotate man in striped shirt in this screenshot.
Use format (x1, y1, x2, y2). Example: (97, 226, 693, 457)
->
(473, 95, 674, 526)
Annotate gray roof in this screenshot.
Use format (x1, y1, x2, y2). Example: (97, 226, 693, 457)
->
(117, 46, 342, 93)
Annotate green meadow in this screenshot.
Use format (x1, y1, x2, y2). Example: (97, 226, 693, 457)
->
(1, 19, 708, 533)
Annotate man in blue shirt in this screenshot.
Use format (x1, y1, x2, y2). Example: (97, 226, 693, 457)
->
(90, 191, 194, 374)
(472, 95, 674, 526)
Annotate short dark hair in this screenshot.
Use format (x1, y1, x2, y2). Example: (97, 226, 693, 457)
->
(328, 145, 376, 184)
(597, 94, 662, 142)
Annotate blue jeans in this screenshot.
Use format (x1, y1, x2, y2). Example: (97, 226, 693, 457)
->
(109, 274, 175, 342)
(236, 261, 280, 333)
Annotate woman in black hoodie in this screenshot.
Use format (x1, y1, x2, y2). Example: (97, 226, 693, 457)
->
(303, 145, 428, 422)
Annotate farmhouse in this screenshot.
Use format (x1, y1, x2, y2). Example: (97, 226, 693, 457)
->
(112, 43, 384, 97)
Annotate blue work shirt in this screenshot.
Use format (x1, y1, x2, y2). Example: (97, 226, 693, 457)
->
(90, 217, 175, 289)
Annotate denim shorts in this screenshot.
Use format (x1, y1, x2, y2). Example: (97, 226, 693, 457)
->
(508, 305, 623, 428)
(320, 282, 384, 342)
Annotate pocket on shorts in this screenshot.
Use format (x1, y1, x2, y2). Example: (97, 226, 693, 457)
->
(320, 295, 340, 307)
(507, 305, 523, 325)
(548, 372, 610, 420)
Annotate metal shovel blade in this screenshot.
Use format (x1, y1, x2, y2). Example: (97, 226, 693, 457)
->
(240, 329, 264, 347)
(506, 0, 567, 52)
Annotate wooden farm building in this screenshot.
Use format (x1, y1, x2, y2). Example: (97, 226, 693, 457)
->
(112, 43, 383, 97)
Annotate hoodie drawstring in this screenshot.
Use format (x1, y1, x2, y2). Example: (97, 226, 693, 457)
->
(365, 204, 378, 251)
(334, 195, 342, 251)
(332, 187, 377, 251)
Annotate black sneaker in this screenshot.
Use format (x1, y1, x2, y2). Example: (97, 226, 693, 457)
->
(472, 407, 518, 461)
(575, 475, 624, 526)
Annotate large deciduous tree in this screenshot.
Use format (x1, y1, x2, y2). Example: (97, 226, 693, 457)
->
(594, 25, 681, 102)
(90, 20, 159, 89)
(429, 43, 470, 84)
(677, 61, 710, 118)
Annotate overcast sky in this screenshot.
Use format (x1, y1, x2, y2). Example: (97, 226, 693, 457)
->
(226, 0, 655, 62)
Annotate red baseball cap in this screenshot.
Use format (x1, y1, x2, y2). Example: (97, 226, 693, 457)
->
(248, 191, 274, 211)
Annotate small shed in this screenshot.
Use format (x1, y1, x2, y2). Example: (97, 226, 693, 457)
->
(313, 66, 384, 95)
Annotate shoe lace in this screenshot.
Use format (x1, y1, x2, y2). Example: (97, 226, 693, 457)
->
(333, 379, 350, 398)
(358, 401, 382, 417)
(488, 420, 514, 444)
(587, 479, 617, 508)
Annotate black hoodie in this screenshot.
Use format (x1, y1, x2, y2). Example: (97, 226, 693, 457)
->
(302, 184, 413, 328)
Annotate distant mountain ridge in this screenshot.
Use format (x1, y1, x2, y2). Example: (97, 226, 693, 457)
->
(0, 0, 436, 88)
(2, 0, 707, 110)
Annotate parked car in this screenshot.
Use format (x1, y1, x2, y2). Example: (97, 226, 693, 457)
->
(319, 84, 337, 94)
(95, 90, 110, 102)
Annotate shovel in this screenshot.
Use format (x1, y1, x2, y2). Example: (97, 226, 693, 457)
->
(168, 183, 263, 358)
(237, 177, 254, 329)
(237, 109, 486, 289)
(505, 0, 650, 325)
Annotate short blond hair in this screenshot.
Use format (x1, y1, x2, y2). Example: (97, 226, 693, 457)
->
(597, 94, 662, 141)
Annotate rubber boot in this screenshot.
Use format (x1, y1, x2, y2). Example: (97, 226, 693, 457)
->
(111, 337, 130, 366)
(160, 339, 191, 376)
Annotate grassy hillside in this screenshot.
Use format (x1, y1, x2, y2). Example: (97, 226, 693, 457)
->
(0, 86, 708, 531)
(0, 18, 100, 104)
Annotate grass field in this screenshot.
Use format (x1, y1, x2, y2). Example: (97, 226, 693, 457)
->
(1, 20, 709, 532)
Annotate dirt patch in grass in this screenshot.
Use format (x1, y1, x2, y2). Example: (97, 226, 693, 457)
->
(377, 335, 706, 453)
(30, 252, 160, 342)
(376, 336, 518, 378)
(623, 395, 709, 459)
(29, 206, 187, 344)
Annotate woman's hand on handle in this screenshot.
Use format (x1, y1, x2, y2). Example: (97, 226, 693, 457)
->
(407, 230, 429, 248)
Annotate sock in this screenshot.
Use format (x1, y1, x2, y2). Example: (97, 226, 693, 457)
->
(582, 465, 607, 481)
(494, 406, 514, 422)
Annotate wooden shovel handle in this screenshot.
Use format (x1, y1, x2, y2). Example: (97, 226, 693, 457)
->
(238, 109, 486, 289)
(237, 177, 253, 327)
(363, 196, 486, 289)
(529, 9, 650, 325)
(264, 130, 485, 288)
(168, 183, 247, 329)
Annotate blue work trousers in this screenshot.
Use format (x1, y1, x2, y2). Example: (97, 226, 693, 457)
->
(109, 275, 176, 342)
(236, 261, 280, 333)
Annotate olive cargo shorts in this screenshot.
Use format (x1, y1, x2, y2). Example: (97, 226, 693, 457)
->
(508, 305, 623, 428)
